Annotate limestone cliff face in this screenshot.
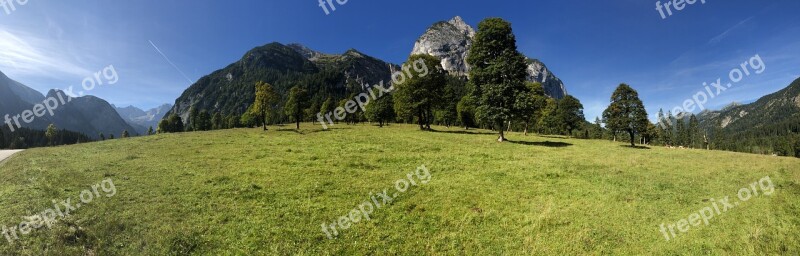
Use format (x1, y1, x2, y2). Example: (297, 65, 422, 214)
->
(410, 16, 568, 99)
(411, 16, 475, 77)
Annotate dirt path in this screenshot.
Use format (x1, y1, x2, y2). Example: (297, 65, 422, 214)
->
(0, 150, 24, 164)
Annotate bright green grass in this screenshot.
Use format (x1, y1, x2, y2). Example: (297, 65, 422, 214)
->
(0, 123, 798, 255)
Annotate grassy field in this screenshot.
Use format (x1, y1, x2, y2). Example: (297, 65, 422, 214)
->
(0, 123, 798, 255)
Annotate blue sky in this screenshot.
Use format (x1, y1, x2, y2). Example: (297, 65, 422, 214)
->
(1, 0, 799, 121)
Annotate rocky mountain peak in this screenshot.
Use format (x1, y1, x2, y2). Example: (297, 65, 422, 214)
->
(287, 43, 327, 61)
(448, 16, 475, 37)
(410, 16, 567, 99)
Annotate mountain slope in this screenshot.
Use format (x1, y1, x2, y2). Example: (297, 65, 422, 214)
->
(0, 70, 137, 139)
(46, 90, 139, 138)
(166, 42, 397, 124)
(698, 77, 800, 155)
(700, 77, 800, 130)
(410, 16, 568, 99)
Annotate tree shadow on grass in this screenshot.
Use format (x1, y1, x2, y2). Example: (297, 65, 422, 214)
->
(275, 128, 305, 134)
(620, 145, 651, 150)
(508, 140, 573, 147)
(538, 135, 570, 139)
(306, 127, 352, 134)
(428, 129, 495, 135)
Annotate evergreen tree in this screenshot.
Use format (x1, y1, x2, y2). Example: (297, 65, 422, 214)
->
(197, 110, 212, 131)
(320, 97, 336, 123)
(688, 114, 700, 148)
(516, 82, 546, 136)
(538, 98, 560, 134)
(189, 107, 199, 131)
(676, 117, 686, 147)
(435, 76, 466, 128)
(147, 127, 154, 135)
(457, 95, 477, 129)
(393, 54, 445, 130)
(284, 86, 310, 130)
(602, 84, 649, 147)
(467, 18, 530, 142)
(592, 117, 604, 139)
(226, 114, 240, 129)
(557, 95, 585, 137)
(212, 112, 223, 130)
(122, 130, 130, 138)
(656, 109, 670, 146)
(99, 133, 106, 140)
(365, 90, 395, 127)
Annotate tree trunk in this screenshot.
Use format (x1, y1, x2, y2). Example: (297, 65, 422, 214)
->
(524, 122, 529, 136)
(262, 111, 268, 131)
(418, 110, 424, 130)
(296, 121, 300, 130)
(629, 130, 635, 147)
(497, 123, 506, 142)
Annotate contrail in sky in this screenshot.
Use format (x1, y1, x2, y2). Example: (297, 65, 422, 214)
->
(148, 40, 194, 85)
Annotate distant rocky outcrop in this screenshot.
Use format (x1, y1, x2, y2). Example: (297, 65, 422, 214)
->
(115, 104, 173, 134)
(410, 16, 568, 99)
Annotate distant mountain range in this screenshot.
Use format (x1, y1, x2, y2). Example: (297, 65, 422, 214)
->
(689, 77, 799, 154)
(0, 70, 142, 139)
(165, 16, 568, 125)
(699, 77, 800, 131)
(114, 104, 172, 135)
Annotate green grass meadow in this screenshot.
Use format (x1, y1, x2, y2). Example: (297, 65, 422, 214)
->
(0, 123, 798, 255)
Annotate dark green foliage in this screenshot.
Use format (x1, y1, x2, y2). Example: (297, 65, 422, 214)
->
(194, 110, 212, 131)
(158, 114, 185, 133)
(365, 89, 395, 127)
(603, 84, 649, 146)
(434, 76, 467, 128)
(226, 114, 241, 129)
(457, 95, 477, 129)
(212, 113, 223, 130)
(0, 126, 91, 149)
(284, 86, 310, 130)
(467, 18, 530, 141)
(537, 98, 560, 134)
(393, 54, 446, 130)
(122, 130, 130, 138)
(557, 95, 585, 137)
